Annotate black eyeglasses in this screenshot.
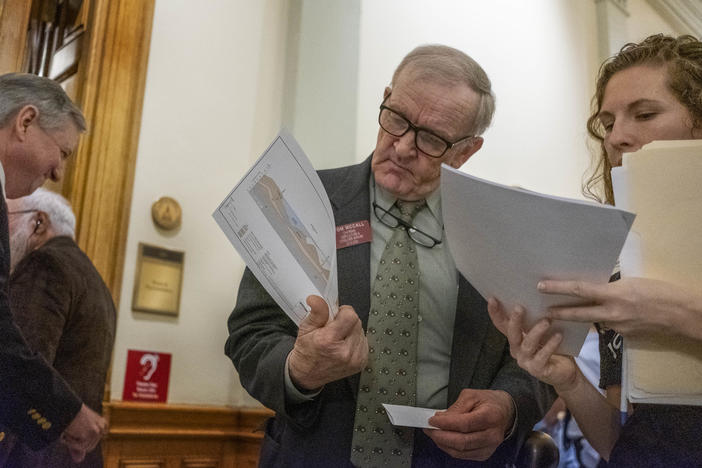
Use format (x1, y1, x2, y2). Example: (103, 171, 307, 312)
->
(378, 94, 474, 158)
(372, 183, 443, 248)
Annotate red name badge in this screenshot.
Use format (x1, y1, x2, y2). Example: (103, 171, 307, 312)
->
(122, 349, 172, 403)
(336, 220, 372, 249)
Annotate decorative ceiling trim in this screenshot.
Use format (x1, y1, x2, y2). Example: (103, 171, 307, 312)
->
(646, 0, 702, 37)
(596, 0, 631, 61)
(609, 0, 629, 15)
(594, 0, 630, 15)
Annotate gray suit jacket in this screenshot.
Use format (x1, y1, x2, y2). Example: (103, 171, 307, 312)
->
(225, 157, 555, 467)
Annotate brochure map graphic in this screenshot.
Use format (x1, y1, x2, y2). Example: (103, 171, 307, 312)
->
(249, 174, 331, 293)
(213, 130, 338, 325)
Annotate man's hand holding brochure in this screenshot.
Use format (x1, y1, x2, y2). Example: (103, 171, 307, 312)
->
(213, 130, 338, 326)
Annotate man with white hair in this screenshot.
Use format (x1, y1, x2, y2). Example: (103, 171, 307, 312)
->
(1, 188, 116, 467)
(0, 72, 107, 461)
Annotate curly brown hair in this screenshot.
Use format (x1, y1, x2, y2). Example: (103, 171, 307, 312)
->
(583, 34, 702, 205)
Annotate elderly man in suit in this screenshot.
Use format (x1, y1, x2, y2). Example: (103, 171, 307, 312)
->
(225, 45, 555, 467)
(0, 188, 116, 467)
(0, 73, 106, 462)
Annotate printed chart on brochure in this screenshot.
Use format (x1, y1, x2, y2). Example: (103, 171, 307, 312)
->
(214, 131, 338, 325)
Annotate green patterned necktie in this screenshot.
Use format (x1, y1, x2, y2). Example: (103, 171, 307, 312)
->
(350, 199, 426, 468)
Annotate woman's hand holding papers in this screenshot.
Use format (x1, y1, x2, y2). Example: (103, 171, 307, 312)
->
(540, 278, 702, 341)
(487, 298, 579, 393)
(488, 297, 622, 459)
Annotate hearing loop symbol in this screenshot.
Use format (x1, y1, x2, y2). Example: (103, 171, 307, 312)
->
(139, 353, 159, 381)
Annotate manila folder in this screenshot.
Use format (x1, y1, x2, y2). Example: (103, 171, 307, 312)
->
(613, 140, 702, 405)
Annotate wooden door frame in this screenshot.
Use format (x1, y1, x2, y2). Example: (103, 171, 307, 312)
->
(64, 0, 155, 309)
(0, 0, 32, 73)
(1, 0, 154, 309)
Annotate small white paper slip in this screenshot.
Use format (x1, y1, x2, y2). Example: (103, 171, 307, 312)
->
(382, 404, 441, 429)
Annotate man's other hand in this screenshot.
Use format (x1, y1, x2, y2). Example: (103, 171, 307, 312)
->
(60, 404, 107, 462)
(425, 389, 515, 461)
(288, 295, 368, 390)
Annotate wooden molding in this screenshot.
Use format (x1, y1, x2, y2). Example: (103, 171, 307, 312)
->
(0, 0, 32, 73)
(104, 401, 271, 439)
(65, 0, 155, 306)
(102, 402, 272, 468)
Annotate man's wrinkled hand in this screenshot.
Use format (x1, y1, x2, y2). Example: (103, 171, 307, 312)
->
(425, 389, 514, 461)
(60, 404, 107, 462)
(288, 295, 368, 391)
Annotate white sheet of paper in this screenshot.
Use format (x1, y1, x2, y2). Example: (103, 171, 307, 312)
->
(441, 165, 635, 355)
(213, 130, 338, 325)
(613, 140, 702, 406)
(382, 404, 440, 429)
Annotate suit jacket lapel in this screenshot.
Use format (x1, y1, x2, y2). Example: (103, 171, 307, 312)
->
(448, 274, 489, 404)
(319, 156, 373, 398)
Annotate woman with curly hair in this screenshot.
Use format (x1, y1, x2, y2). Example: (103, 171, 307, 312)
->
(489, 34, 702, 467)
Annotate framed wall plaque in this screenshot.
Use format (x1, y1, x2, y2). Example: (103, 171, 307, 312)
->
(132, 243, 185, 316)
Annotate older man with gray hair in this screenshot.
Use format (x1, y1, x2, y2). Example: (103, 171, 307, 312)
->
(0, 72, 106, 462)
(226, 44, 555, 467)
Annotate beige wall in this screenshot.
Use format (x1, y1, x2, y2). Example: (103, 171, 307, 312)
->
(110, 0, 686, 407)
(284, 0, 361, 169)
(110, 0, 290, 406)
(353, 0, 599, 199)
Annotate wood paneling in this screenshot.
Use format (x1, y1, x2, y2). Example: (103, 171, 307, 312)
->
(181, 459, 219, 468)
(24, 0, 85, 77)
(0, 0, 32, 73)
(0, 0, 154, 310)
(119, 461, 165, 468)
(64, 0, 155, 308)
(103, 402, 271, 468)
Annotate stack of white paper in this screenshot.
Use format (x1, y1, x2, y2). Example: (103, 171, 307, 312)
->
(441, 165, 635, 356)
(213, 130, 338, 325)
(613, 140, 702, 406)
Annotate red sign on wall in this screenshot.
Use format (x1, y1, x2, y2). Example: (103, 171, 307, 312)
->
(122, 349, 171, 403)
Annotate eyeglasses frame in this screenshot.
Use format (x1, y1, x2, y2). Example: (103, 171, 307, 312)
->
(378, 94, 474, 158)
(371, 181, 443, 248)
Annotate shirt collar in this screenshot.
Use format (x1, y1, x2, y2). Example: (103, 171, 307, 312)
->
(372, 175, 443, 225)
